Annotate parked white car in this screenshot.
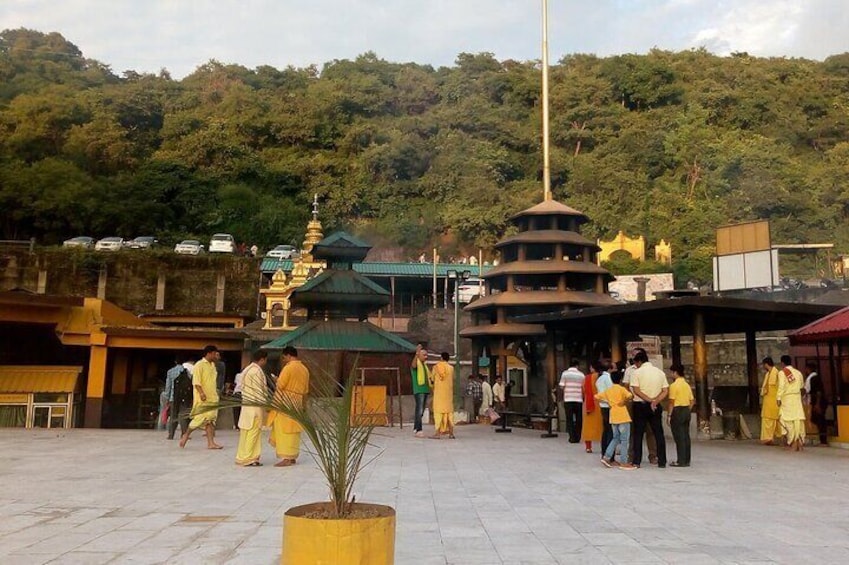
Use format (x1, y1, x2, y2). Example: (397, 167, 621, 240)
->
(94, 237, 124, 251)
(456, 277, 486, 303)
(209, 233, 235, 253)
(174, 240, 204, 255)
(62, 236, 94, 249)
(266, 244, 297, 259)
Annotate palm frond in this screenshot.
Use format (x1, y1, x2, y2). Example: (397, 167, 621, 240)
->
(199, 352, 383, 518)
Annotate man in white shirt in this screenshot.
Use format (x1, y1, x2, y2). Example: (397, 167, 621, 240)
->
(479, 375, 493, 417)
(559, 364, 585, 443)
(492, 375, 506, 412)
(630, 351, 668, 468)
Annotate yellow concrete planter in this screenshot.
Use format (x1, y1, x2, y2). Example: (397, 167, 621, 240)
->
(281, 502, 396, 565)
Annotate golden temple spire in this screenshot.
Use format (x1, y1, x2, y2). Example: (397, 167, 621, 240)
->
(302, 194, 323, 261)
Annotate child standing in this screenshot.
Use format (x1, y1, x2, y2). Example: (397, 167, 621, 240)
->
(596, 371, 637, 470)
(666, 364, 695, 467)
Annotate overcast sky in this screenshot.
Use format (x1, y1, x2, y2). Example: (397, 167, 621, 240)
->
(2, 0, 848, 78)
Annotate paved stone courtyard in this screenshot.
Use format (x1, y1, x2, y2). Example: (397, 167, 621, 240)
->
(1, 424, 848, 564)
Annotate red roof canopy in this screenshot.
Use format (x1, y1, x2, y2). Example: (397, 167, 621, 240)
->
(789, 305, 849, 344)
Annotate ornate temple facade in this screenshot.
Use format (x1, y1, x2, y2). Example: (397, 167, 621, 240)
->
(460, 199, 618, 410)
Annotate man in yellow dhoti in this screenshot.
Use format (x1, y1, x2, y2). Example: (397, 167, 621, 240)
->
(180, 345, 223, 449)
(759, 357, 783, 445)
(269, 346, 310, 467)
(235, 350, 269, 466)
(430, 352, 455, 439)
(777, 355, 806, 452)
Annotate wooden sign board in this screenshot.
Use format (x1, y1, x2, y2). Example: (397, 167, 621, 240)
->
(716, 220, 771, 256)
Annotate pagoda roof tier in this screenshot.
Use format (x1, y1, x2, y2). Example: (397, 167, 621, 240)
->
(464, 290, 619, 311)
(292, 270, 390, 312)
(509, 200, 588, 223)
(312, 231, 372, 263)
(459, 322, 546, 338)
(262, 319, 416, 353)
(483, 260, 614, 280)
(494, 230, 600, 251)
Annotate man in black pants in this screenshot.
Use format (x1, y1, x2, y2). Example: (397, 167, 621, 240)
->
(630, 351, 668, 468)
(596, 361, 615, 456)
(168, 364, 194, 440)
(804, 361, 829, 446)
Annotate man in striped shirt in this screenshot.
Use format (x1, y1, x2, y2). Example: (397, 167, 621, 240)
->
(559, 364, 585, 443)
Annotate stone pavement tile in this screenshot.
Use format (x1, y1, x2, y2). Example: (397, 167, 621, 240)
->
(139, 523, 210, 549)
(622, 527, 690, 549)
(44, 507, 110, 526)
(239, 525, 282, 548)
(117, 512, 187, 531)
(396, 555, 448, 565)
(15, 532, 100, 555)
(225, 547, 279, 565)
(494, 533, 558, 563)
(3, 554, 54, 565)
(46, 552, 119, 564)
(74, 529, 155, 553)
(582, 532, 640, 547)
(688, 544, 771, 562)
(0, 502, 46, 517)
(649, 549, 721, 564)
(552, 545, 613, 564)
(0, 515, 52, 536)
(165, 542, 237, 564)
(443, 548, 504, 565)
(440, 524, 490, 539)
(597, 544, 664, 563)
(70, 516, 136, 534)
(106, 549, 177, 564)
(480, 515, 532, 534)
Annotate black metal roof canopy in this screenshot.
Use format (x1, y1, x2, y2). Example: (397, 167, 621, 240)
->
(515, 296, 840, 337)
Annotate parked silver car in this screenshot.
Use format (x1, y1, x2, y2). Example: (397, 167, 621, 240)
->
(62, 236, 94, 249)
(174, 240, 204, 255)
(94, 237, 124, 251)
(127, 236, 157, 249)
(265, 244, 297, 259)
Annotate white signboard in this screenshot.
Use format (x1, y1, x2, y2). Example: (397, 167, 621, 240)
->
(712, 249, 779, 292)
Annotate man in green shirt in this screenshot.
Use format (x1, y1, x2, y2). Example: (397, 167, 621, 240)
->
(411, 344, 431, 438)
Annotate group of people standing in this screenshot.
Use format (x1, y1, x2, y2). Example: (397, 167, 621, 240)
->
(759, 355, 828, 451)
(558, 349, 694, 470)
(410, 344, 509, 439)
(162, 345, 311, 468)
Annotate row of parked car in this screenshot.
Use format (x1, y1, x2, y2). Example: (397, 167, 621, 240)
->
(62, 234, 300, 259)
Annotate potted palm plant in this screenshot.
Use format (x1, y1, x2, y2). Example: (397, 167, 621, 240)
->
(232, 353, 396, 565)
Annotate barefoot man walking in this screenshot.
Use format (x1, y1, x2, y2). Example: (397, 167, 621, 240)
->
(180, 345, 223, 449)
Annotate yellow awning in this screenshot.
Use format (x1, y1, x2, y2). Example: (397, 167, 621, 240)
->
(0, 366, 82, 393)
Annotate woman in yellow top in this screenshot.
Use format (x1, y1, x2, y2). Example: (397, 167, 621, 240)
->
(430, 352, 455, 439)
(666, 364, 695, 467)
(759, 357, 783, 445)
(595, 371, 637, 470)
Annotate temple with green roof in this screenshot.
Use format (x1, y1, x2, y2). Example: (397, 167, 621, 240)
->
(262, 231, 416, 388)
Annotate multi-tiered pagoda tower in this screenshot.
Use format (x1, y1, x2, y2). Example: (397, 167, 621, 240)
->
(461, 199, 618, 409)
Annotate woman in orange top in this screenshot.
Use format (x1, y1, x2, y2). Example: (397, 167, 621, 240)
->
(581, 361, 604, 453)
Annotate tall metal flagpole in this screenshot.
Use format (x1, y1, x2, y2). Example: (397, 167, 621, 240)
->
(541, 0, 552, 202)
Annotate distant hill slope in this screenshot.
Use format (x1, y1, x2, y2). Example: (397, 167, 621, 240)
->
(2, 29, 848, 283)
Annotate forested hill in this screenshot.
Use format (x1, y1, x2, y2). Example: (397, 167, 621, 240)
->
(2, 29, 849, 282)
